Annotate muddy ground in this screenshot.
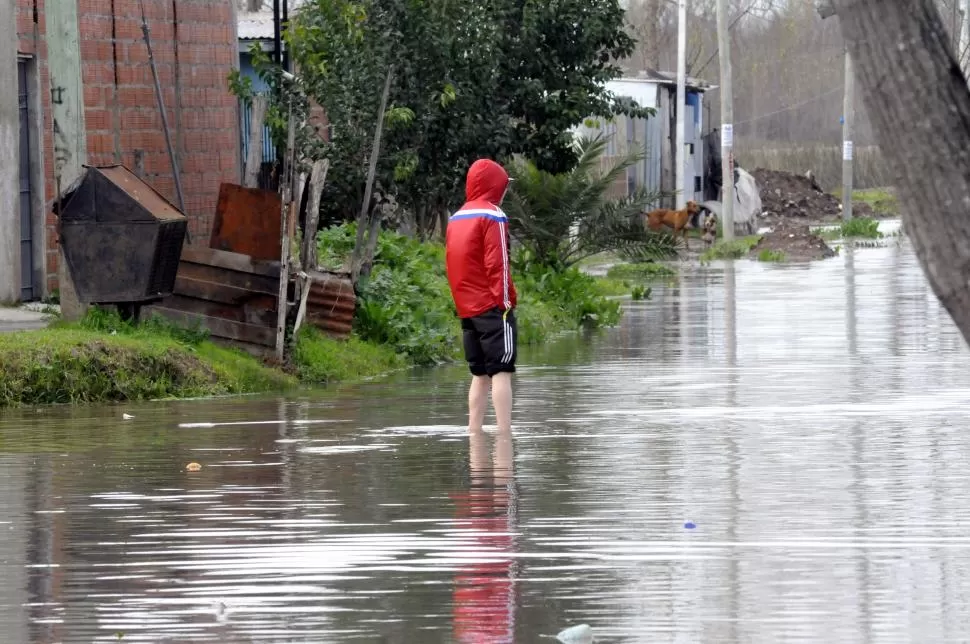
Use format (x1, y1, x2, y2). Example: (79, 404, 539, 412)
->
(749, 223, 837, 262)
(751, 168, 876, 227)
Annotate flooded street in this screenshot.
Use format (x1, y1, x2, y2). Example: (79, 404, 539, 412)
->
(3, 234, 970, 643)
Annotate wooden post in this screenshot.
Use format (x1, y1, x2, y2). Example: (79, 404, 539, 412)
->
(244, 95, 269, 189)
(302, 159, 329, 271)
(275, 111, 297, 361)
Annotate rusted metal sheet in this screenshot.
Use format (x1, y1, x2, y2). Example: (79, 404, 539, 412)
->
(145, 246, 281, 356)
(305, 270, 356, 340)
(210, 183, 282, 261)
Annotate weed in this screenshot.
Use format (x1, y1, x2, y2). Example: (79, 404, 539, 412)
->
(840, 217, 882, 239)
(757, 249, 786, 262)
(631, 285, 651, 301)
(699, 235, 762, 262)
(816, 217, 883, 241)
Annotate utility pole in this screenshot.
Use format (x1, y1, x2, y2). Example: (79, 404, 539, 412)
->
(675, 0, 687, 210)
(817, 1, 853, 221)
(842, 50, 854, 221)
(716, 0, 734, 240)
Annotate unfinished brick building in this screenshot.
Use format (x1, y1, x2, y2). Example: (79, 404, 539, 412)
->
(3, 0, 241, 301)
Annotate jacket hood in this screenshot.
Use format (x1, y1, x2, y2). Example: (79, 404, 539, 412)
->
(465, 159, 510, 205)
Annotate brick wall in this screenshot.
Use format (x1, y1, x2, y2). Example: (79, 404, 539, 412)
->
(16, 0, 241, 293)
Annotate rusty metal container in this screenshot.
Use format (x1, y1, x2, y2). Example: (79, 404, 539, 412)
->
(306, 270, 356, 339)
(57, 165, 187, 307)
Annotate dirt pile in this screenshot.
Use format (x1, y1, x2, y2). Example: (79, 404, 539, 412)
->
(751, 168, 873, 224)
(750, 222, 837, 262)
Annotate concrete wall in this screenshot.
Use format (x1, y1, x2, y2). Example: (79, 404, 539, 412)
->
(13, 0, 243, 300)
(0, 0, 21, 302)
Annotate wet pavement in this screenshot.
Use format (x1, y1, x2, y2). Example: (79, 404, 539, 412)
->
(2, 234, 970, 643)
(0, 306, 50, 332)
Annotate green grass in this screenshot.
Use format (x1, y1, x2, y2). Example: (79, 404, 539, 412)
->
(699, 235, 763, 262)
(757, 249, 787, 262)
(0, 310, 293, 408)
(292, 327, 405, 384)
(832, 187, 898, 216)
(815, 217, 883, 240)
(606, 262, 677, 281)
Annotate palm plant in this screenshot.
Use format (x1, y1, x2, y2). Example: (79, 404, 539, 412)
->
(503, 133, 680, 269)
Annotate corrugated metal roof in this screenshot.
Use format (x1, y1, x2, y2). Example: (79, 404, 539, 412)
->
(238, 1, 310, 41)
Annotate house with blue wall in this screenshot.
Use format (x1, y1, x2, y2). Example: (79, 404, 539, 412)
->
(576, 70, 714, 209)
(237, 9, 278, 166)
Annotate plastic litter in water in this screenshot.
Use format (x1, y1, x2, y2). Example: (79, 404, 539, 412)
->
(684, 521, 697, 530)
(556, 623, 594, 644)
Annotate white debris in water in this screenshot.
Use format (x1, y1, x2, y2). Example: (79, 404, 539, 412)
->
(122, 413, 135, 420)
(557, 624, 594, 643)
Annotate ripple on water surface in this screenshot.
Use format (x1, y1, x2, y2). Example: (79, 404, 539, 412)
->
(2, 240, 970, 642)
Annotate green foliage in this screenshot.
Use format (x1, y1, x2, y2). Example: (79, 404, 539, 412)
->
(814, 217, 883, 240)
(700, 235, 763, 262)
(631, 285, 651, 301)
(292, 326, 404, 384)
(504, 135, 678, 268)
(840, 217, 883, 239)
(315, 222, 624, 366)
(0, 310, 292, 407)
(512, 249, 621, 329)
(757, 249, 787, 262)
(607, 262, 677, 281)
(236, 0, 648, 234)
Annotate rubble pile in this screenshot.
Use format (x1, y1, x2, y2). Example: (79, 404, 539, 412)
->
(750, 222, 837, 262)
(750, 168, 874, 224)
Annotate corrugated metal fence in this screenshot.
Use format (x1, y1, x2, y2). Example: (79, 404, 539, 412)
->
(240, 99, 277, 165)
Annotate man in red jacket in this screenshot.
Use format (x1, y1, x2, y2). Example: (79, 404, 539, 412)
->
(446, 159, 518, 433)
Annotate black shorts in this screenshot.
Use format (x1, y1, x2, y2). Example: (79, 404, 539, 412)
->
(461, 308, 517, 376)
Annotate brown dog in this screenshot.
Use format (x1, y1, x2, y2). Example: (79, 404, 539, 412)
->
(644, 200, 704, 245)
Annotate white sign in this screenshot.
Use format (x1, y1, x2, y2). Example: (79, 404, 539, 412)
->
(843, 140, 854, 161)
(722, 124, 734, 148)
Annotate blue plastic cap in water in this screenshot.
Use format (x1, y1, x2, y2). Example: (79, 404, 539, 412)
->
(684, 521, 696, 530)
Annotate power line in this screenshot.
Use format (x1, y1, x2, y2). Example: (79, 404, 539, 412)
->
(732, 85, 842, 127)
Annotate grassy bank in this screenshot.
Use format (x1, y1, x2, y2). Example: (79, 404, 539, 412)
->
(1, 224, 636, 408)
(831, 188, 899, 217)
(0, 310, 294, 408)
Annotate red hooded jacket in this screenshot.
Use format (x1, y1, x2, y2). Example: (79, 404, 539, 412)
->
(446, 160, 518, 319)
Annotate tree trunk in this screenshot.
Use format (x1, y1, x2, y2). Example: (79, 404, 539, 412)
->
(350, 65, 394, 284)
(832, 0, 970, 344)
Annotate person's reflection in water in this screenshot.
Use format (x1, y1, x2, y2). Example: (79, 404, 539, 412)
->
(452, 428, 518, 643)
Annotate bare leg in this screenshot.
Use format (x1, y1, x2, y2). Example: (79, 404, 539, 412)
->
(491, 372, 513, 433)
(468, 375, 490, 432)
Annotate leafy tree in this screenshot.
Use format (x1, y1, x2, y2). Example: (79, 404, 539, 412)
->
(502, 134, 679, 269)
(232, 0, 651, 238)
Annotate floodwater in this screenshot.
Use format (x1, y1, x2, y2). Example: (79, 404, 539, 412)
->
(3, 232, 970, 643)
